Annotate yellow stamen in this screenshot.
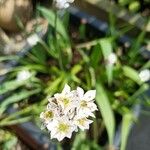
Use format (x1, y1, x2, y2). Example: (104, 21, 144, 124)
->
(58, 123, 69, 133)
(80, 100, 87, 107)
(63, 98, 70, 106)
(44, 111, 54, 119)
(78, 118, 86, 126)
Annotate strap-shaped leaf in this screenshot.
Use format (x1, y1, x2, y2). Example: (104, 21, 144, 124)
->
(123, 66, 141, 85)
(0, 89, 40, 115)
(121, 113, 133, 150)
(96, 82, 115, 145)
(0, 80, 27, 95)
(38, 7, 69, 41)
(99, 38, 113, 85)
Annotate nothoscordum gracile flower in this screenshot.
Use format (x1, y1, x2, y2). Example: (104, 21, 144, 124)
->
(47, 117, 76, 141)
(76, 87, 98, 118)
(40, 84, 97, 141)
(107, 52, 117, 65)
(16, 70, 32, 81)
(53, 0, 75, 9)
(54, 84, 78, 114)
(73, 116, 93, 131)
(139, 69, 150, 82)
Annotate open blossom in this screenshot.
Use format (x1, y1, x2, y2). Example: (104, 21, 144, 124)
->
(16, 70, 32, 81)
(40, 84, 97, 141)
(47, 117, 76, 141)
(76, 87, 98, 118)
(54, 84, 78, 114)
(139, 69, 150, 82)
(107, 53, 117, 65)
(54, 0, 74, 9)
(73, 116, 93, 131)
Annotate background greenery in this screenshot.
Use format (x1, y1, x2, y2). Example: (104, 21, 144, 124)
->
(0, 1, 149, 150)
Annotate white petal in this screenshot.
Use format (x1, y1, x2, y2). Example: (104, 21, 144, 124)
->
(84, 90, 96, 101)
(66, 132, 72, 139)
(89, 112, 95, 118)
(88, 102, 98, 111)
(47, 124, 53, 131)
(54, 93, 61, 99)
(40, 112, 44, 119)
(47, 120, 57, 131)
(50, 130, 57, 139)
(77, 87, 84, 98)
(139, 69, 150, 82)
(62, 84, 71, 94)
(107, 53, 117, 65)
(47, 101, 57, 110)
(57, 133, 65, 141)
(48, 97, 56, 103)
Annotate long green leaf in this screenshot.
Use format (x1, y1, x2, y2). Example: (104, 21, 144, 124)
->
(99, 38, 113, 85)
(0, 80, 27, 95)
(45, 74, 64, 94)
(96, 83, 115, 145)
(30, 43, 47, 65)
(0, 117, 31, 127)
(123, 66, 141, 85)
(0, 89, 40, 114)
(121, 113, 133, 150)
(71, 132, 86, 150)
(38, 7, 69, 41)
(90, 44, 102, 69)
(0, 55, 19, 62)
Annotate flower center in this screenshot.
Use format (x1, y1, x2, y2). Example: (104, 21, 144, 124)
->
(63, 98, 70, 106)
(44, 111, 54, 119)
(58, 123, 69, 133)
(78, 118, 86, 126)
(80, 100, 87, 107)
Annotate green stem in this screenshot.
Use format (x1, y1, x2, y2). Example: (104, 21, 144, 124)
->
(54, 10, 64, 70)
(54, 10, 58, 41)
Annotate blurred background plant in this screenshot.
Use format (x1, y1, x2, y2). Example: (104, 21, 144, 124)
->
(0, 0, 150, 150)
(110, 0, 150, 15)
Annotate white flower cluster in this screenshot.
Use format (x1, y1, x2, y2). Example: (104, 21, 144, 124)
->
(53, 0, 74, 9)
(40, 84, 97, 141)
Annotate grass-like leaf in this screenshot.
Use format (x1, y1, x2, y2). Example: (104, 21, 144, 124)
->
(0, 117, 31, 127)
(0, 89, 40, 114)
(38, 7, 69, 41)
(96, 82, 115, 145)
(99, 38, 113, 85)
(90, 44, 102, 69)
(121, 113, 133, 150)
(0, 80, 27, 95)
(123, 66, 141, 85)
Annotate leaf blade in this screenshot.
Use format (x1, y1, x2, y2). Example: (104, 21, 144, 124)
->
(96, 82, 115, 145)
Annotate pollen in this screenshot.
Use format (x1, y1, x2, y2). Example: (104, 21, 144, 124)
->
(78, 118, 86, 126)
(63, 98, 70, 106)
(80, 100, 87, 107)
(44, 111, 54, 119)
(58, 123, 69, 133)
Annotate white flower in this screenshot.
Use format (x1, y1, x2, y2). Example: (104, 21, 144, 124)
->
(54, 84, 78, 114)
(40, 100, 60, 127)
(107, 53, 117, 65)
(16, 70, 31, 81)
(40, 84, 98, 141)
(73, 117, 93, 131)
(40, 110, 54, 124)
(47, 117, 76, 141)
(76, 87, 98, 117)
(54, 0, 74, 9)
(139, 69, 150, 82)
